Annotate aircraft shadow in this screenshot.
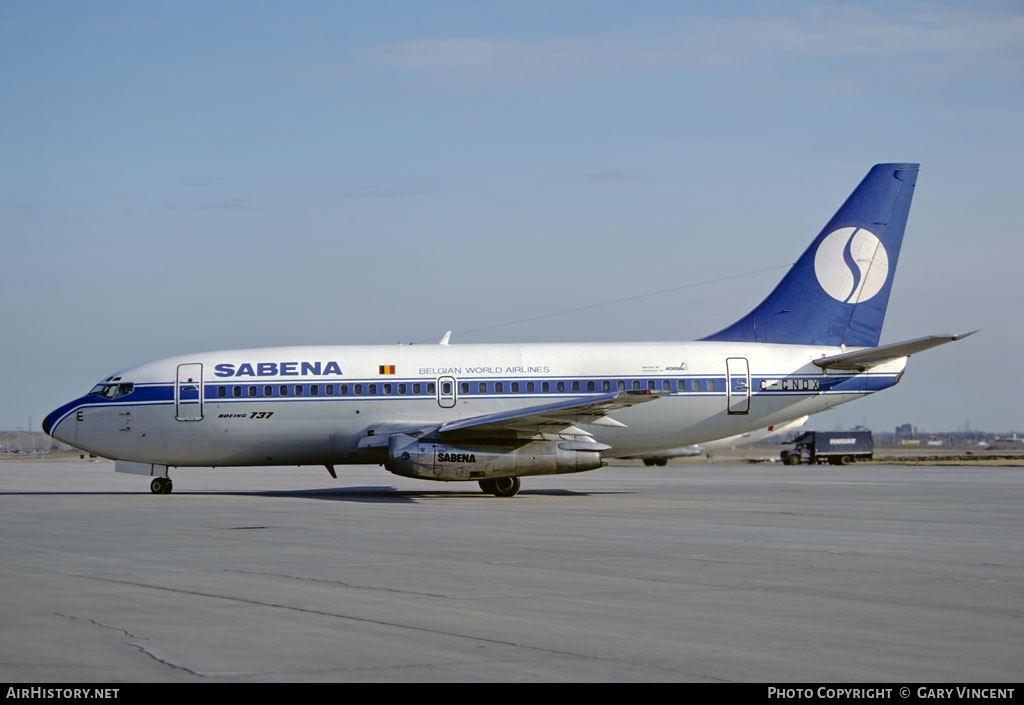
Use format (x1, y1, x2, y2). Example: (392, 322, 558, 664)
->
(211, 486, 604, 503)
(0, 486, 607, 504)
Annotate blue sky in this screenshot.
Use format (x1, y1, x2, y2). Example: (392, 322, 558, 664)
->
(2, 1, 1022, 433)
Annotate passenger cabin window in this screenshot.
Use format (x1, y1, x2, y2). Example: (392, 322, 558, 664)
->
(427, 382, 436, 394)
(707, 379, 716, 392)
(511, 382, 519, 393)
(527, 382, 535, 393)
(218, 387, 226, 398)
(460, 383, 469, 394)
(264, 385, 273, 397)
(495, 382, 503, 393)
(412, 383, 421, 394)
(479, 382, 488, 394)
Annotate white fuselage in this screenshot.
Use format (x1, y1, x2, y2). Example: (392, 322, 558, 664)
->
(47, 340, 904, 468)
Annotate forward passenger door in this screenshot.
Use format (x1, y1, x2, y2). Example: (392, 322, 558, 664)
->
(175, 363, 204, 421)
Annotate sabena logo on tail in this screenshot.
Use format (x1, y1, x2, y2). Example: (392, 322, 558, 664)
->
(813, 227, 889, 304)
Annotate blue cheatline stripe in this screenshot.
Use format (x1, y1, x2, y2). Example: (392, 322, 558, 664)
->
(50, 370, 901, 430)
(84, 373, 905, 401)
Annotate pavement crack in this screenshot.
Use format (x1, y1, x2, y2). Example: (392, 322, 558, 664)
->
(223, 568, 452, 598)
(73, 574, 682, 676)
(54, 612, 202, 676)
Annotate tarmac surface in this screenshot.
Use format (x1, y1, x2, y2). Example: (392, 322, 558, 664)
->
(1, 460, 1021, 682)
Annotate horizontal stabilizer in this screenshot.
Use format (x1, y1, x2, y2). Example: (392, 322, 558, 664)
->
(813, 331, 977, 371)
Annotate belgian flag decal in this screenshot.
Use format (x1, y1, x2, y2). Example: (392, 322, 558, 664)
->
(379, 365, 396, 375)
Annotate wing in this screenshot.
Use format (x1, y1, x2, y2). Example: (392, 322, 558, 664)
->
(438, 390, 662, 434)
(357, 390, 663, 449)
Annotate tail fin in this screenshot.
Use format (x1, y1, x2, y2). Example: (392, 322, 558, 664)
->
(702, 163, 918, 347)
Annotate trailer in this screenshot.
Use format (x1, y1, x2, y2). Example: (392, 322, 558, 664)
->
(780, 431, 873, 465)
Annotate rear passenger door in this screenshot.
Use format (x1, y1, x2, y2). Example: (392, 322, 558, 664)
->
(726, 357, 750, 415)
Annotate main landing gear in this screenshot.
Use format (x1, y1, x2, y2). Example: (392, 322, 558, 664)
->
(478, 476, 521, 497)
(150, 477, 173, 495)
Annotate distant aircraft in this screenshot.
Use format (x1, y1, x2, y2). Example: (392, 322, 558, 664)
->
(632, 416, 809, 465)
(43, 164, 972, 496)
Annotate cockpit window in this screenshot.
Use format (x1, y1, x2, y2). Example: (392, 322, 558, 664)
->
(89, 382, 134, 399)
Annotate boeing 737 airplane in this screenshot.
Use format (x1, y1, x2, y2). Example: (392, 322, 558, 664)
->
(43, 163, 972, 496)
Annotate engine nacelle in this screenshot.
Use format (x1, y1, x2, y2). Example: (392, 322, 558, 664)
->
(385, 435, 607, 481)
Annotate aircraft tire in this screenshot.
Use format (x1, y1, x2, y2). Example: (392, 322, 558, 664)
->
(491, 476, 521, 498)
(656, 459, 668, 467)
(150, 478, 173, 495)
(478, 479, 496, 495)
(643, 459, 656, 466)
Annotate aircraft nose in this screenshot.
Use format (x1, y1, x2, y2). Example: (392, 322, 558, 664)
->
(42, 413, 51, 436)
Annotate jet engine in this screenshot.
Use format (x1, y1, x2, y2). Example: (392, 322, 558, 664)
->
(384, 434, 606, 481)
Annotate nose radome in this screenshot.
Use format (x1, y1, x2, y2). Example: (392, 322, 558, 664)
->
(42, 413, 51, 436)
